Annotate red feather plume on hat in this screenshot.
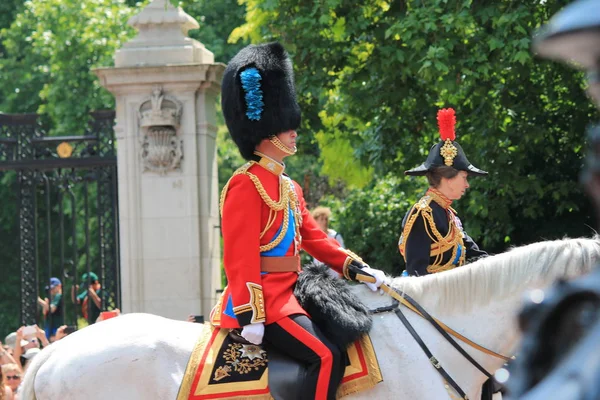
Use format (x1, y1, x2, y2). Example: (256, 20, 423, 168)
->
(437, 108, 456, 141)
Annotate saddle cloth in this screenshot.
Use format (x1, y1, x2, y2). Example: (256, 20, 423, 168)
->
(177, 324, 383, 400)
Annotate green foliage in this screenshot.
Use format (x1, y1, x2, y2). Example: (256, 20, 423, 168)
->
(0, 0, 142, 133)
(320, 175, 423, 275)
(229, 0, 599, 252)
(178, 0, 248, 63)
(217, 121, 245, 187)
(0, 0, 24, 47)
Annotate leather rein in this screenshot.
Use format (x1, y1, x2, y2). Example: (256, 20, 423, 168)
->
(361, 275, 513, 400)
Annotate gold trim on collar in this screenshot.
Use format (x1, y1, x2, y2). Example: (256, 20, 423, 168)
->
(427, 188, 452, 209)
(254, 151, 285, 175)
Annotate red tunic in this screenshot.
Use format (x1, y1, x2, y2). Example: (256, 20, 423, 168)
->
(210, 160, 352, 328)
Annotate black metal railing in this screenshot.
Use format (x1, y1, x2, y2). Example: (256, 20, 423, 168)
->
(0, 111, 120, 329)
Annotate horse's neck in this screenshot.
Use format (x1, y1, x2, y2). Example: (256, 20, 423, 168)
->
(405, 296, 522, 398)
(436, 296, 522, 369)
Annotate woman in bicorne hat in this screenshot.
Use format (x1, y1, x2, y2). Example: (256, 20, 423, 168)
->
(399, 108, 488, 277)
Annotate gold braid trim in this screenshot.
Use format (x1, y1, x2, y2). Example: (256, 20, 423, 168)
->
(341, 249, 365, 280)
(220, 163, 302, 252)
(260, 209, 276, 239)
(400, 195, 465, 274)
(219, 163, 251, 218)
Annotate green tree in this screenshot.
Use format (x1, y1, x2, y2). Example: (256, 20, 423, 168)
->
(318, 175, 424, 274)
(0, 0, 142, 132)
(230, 0, 599, 258)
(178, 0, 248, 63)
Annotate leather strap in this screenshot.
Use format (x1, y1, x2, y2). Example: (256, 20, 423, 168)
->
(352, 264, 513, 362)
(392, 288, 494, 379)
(260, 256, 300, 273)
(394, 307, 469, 399)
(385, 283, 512, 362)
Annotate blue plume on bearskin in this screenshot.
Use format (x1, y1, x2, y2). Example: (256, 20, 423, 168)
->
(239, 68, 264, 121)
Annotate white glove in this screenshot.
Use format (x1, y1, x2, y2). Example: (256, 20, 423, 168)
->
(241, 322, 265, 345)
(361, 266, 387, 292)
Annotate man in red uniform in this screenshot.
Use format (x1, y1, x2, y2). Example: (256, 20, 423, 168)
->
(210, 42, 386, 400)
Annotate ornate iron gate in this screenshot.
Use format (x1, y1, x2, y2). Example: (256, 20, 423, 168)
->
(0, 111, 120, 328)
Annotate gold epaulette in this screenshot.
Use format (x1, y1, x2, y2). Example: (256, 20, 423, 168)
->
(414, 194, 434, 211)
(219, 163, 252, 217)
(399, 195, 433, 258)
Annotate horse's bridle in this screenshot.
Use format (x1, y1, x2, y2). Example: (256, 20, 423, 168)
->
(360, 272, 513, 400)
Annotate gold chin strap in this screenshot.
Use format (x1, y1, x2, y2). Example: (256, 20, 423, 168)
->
(270, 136, 297, 155)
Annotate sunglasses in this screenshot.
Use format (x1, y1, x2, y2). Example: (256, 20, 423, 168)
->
(6, 375, 21, 380)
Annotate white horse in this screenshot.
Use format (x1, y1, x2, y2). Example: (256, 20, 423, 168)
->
(20, 237, 600, 400)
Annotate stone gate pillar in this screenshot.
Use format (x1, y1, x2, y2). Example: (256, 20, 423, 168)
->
(94, 0, 224, 320)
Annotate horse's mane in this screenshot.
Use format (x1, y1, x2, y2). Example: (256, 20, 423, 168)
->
(389, 237, 600, 315)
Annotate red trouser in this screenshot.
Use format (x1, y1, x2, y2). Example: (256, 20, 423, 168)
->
(264, 314, 344, 400)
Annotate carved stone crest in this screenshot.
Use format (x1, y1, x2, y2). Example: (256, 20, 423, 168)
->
(138, 86, 184, 174)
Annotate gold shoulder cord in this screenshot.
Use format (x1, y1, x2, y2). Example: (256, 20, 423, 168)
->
(399, 198, 430, 258)
(400, 196, 465, 274)
(219, 163, 302, 252)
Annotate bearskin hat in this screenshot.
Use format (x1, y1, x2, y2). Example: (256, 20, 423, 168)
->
(221, 42, 301, 160)
(405, 108, 487, 176)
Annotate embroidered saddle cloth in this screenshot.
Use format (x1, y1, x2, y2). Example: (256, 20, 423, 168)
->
(177, 324, 383, 400)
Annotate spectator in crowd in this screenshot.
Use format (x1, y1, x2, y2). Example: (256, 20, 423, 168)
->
(1, 364, 20, 398)
(52, 325, 76, 341)
(0, 345, 10, 360)
(0, 344, 19, 370)
(311, 206, 345, 248)
(72, 272, 103, 324)
(1, 334, 26, 359)
(11, 325, 48, 374)
(37, 277, 63, 341)
(0, 365, 15, 400)
(21, 348, 40, 374)
(311, 207, 346, 276)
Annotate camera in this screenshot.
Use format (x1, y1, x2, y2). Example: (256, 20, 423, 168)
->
(63, 326, 77, 335)
(192, 315, 204, 324)
(22, 325, 36, 337)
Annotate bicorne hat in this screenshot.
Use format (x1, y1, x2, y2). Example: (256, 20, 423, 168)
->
(221, 42, 301, 160)
(405, 108, 487, 176)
